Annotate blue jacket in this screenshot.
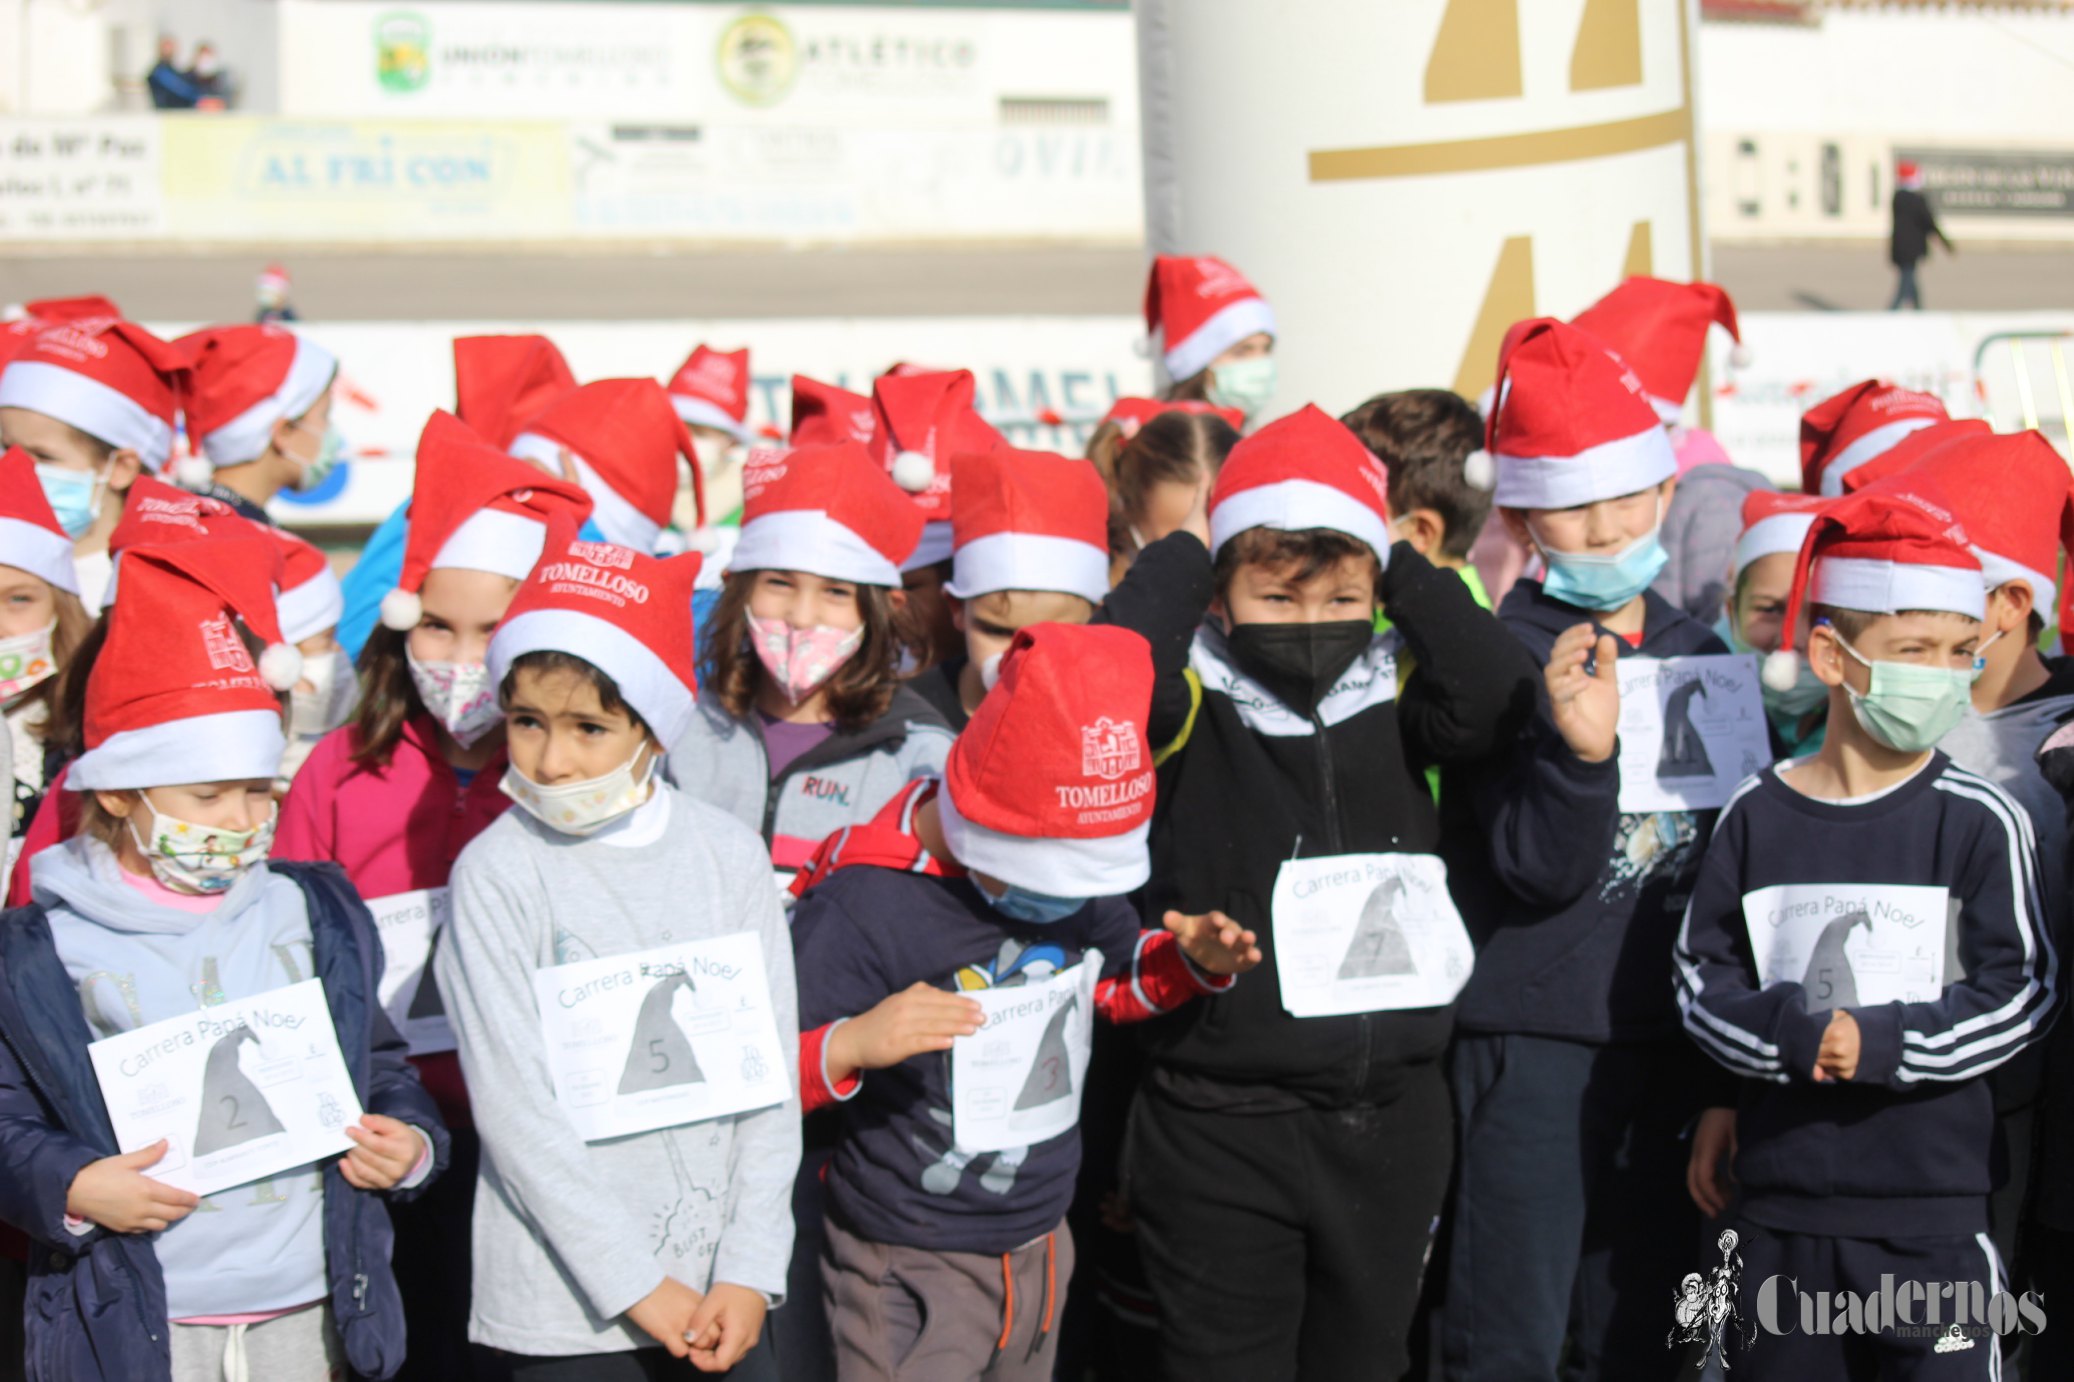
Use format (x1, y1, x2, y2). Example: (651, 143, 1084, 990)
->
(0, 861, 450, 1382)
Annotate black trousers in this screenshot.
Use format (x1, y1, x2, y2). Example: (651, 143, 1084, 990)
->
(1126, 1061, 1451, 1382)
(471, 1342, 780, 1381)
(392, 1125, 480, 1382)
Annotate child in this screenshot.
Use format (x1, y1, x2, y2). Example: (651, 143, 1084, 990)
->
(506, 378, 705, 553)
(275, 411, 591, 1380)
(174, 323, 341, 521)
(1086, 402, 1240, 582)
(790, 622, 1260, 1381)
(1443, 319, 1731, 1382)
(0, 532, 447, 1382)
(667, 345, 757, 540)
(1798, 378, 1950, 497)
(1338, 387, 1495, 607)
(435, 524, 797, 1377)
(1122, 405, 1534, 1381)
(1142, 255, 1276, 422)
(1719, 491, 1833, 757)
(1676, 486, 2059, 1379)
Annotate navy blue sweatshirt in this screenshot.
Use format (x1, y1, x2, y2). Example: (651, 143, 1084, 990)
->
(1447, 581, 1727, 1043)
(1675, 754, 2060, 1238)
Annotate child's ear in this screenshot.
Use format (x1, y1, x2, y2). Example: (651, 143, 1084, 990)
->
(1807, 624, 1848, 688)
(95, 789, 138, 820)
(1401, 508, 1446, 558)
(946, 595, 966, 633)
(887, 587, 909, 612)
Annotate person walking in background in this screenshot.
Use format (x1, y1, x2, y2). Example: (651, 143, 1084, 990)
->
(1889, 160, 1953, 311)
(143, 36, 198, 109)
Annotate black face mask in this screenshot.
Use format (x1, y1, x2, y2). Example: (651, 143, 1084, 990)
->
(1224, 620, 1375, 713)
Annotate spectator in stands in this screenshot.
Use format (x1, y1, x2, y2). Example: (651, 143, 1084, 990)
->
(187, 42, 228, 107)
(1890, 160, 1953, 311)
(144, 36, 199, 110)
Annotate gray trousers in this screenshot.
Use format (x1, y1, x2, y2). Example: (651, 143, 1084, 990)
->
(169, 1303, 342, 1382)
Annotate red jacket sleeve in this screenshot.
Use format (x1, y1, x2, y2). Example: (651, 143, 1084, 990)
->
(1094, 929, 1235, 1025)
(799, 1021, 864, 1115)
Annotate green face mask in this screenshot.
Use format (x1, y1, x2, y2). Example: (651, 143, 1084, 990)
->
(1206, 355, 1277, 419)
(1834, 631, 1976, 753)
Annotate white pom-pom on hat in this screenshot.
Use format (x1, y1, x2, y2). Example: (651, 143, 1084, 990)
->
(380, 586, 424, 631)
(1762, 648, 1803, 692)
(173, 454, 214, 489)
(891, 450, 935, 493)
(1729, 342, 1754, 369)
(1462, 449, 1496, 491)
(259, 641, 304, 692)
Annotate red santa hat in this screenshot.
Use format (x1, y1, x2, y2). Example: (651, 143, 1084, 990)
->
(453, 334, 578, 450)
(731, 442, 924, 587)
(1798, 379, 1949, 497)
(1571, 276, 1747, 422)
(488, 519, 703, 747)
(0, 316, 187, 471)
(1835, 418, 1993, 495)
(1144, 254, 1276, 383)
(667, 345, 754, 445)
(1485, 318, 1676, 511)
(789, 374, 879, 448)
(939, 623, 1155, 894)
(1732, 490, 1829, 579)
(1762, 485, 1984, 691)
(1099, 396, 1246, 439)
(102, 477, 244, 607)
(257, 263, 291, 296)
(272, 530, 343, 645)
(944, 447, 1110, 606)
(68, 531, 299, 789)
(507, 378, 702, 551)
(1897, 160, 1925, 191)
(867, 369, 1007, 570)
(380, 411, 594, 631)
(1208, 404, 1394, 561)
(176, 324, 338, 476)
(0, 447, 81, 596)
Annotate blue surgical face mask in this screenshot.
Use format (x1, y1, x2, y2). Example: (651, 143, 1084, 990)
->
(974, 876, 1087, 926)
(1833, 630, 1977, 754)
(1529, 498, 1668, 613)
(1715, 614, 1828, 719)
(34, 461, 106, 539)
(1205, 355, 1277, 419)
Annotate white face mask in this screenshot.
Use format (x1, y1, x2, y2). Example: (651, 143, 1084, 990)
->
(289, 648, 357, 738)
(406, 645, 502, 748)
(499, 741, 656, 837)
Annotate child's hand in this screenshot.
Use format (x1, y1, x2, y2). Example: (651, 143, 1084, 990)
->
(686, 1282, 769, 1373)
(1545, 624, 1621, 764)
(1164, 910, 1263, 976)
(65, 1141, 200, 1234)
(339, 1114, 425, 1191)
(1180, 476, 1212, 550)
(1813, 1008, 1861, 1082)
(1686, 1107, 1738, 1219)
(828, 983, 985, 1083)
(626, 1277, 704, 1359)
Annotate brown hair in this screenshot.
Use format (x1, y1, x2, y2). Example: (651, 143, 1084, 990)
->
(348, 623, 420, 771)
(14, 588, 94, 745)
(1086, 410, 1240, 558)
(1212, 527, 1382, 599)
(700, 571, 920, 733)
(497, 649, 649, 737)
(78, 790, 133, 851)
(1162, 369, 1211, 404)
(1339, 389, 1491, 560)
(1810, 603, 1979, 645)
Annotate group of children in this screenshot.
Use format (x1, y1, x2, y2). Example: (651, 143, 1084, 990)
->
(0, 255, 2063, 1382)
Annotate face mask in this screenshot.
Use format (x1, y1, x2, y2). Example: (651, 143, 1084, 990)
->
(35, 462, 106, 540)
(691, 433, 735, 478)
(1225, 619, 1374, 711)
(0, 620, 57, 702)
(1833, 631, 1975, 754)
(1715, 615, 1827, 719)
(289, 648, 355, 738)
(128, 792, 275, 895)
(974, 876, 1087, 926)
(284, 420, 346, 492)
(1529, 502, 1669, 613)
(749, 614, 865, 705)
(406, 646, 502, 748)
(1205, 356, 1277, 419)
(500, 742, 655, 837)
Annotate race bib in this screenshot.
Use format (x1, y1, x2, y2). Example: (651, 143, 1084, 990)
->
(532, 934, 790, 1142)
(950, 955, 1101, 1154)
(367, 888, 455, 1056)
(1615, 655, 1771, 813)
(1272, 854, 1474, 1017)
(1741, 883, 1949, 1012)
(88, 979, 364, 1197)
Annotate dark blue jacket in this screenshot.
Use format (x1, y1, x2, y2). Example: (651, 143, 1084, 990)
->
(0, 861, 449, 1382)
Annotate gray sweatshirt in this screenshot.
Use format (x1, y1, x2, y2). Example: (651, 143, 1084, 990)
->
(437, 784, 800, 1357)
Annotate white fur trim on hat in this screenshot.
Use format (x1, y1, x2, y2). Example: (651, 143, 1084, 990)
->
(1209, 478, 1393, 562)
(1810, 555, 1985, 621)
(1973, 551, 2055, 626)
(1732, 513, 1818, 578)
(937, 776, 1151, 895)
(68, 708, 287, 789)
(510, 431, 664, 555)
(945, 532, 1110, 605)
(1814, 417, 1939, 497)
(901, 520, 955, 573)
(199, 335, 337, 467)
(730, 509, 902, 587)
(1163, 297, 1278, 384)
(0, 515, 80, 595)
(276, 566, 344, 645)
(432, 506, 551, 581)
(0, 360, 173, 469)
(1490, 424, 1677, 511)
(488, 605, 695, 747)
(671, 394, 752, 445)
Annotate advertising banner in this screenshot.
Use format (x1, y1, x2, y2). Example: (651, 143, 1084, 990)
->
(0, 119, 163, 240)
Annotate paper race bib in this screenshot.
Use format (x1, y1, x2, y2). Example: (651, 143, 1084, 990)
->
(950, 955, 1101, 1154)
(1741, 883, 1949, 1012)
(1272, 855, 1473, 1017)
(88, 979, 364, 1197)
(368, 888, 455, 1056)
(532, 933, 790, 1142)
(1615, 654, 1772, 813)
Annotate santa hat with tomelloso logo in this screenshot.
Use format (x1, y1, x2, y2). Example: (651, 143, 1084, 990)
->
(452, 334, 578, 450)
(1143, 254, 1276, 384)
(1760, 485, 1984, 692)
(730, 441, 925, 588)
(1571, 276, 1748, 423)
(1732, 490, 1831, 581)
(1207, 404, 1395, 562)
(0, 446, 82, 595)
(868, 368, 1007, 570)
(667, 345, 754, 445)
(380, 411, 594, 631)
(487, 517, 703, 747)
(789, 374, 879, 448)
(1798, 379, 1949, 497)
(174, 324, 338, 483)
(1835, 418, 1993, 495)
(507, 378, 704, 551)
(68, 530, 301, 789)
(938, 622, 1156, 894)
(98, 478, 336, 644)
(944, 447, 1111, 606)
(1485, 318, 1677, 511)
(0, 315, 188, 472)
